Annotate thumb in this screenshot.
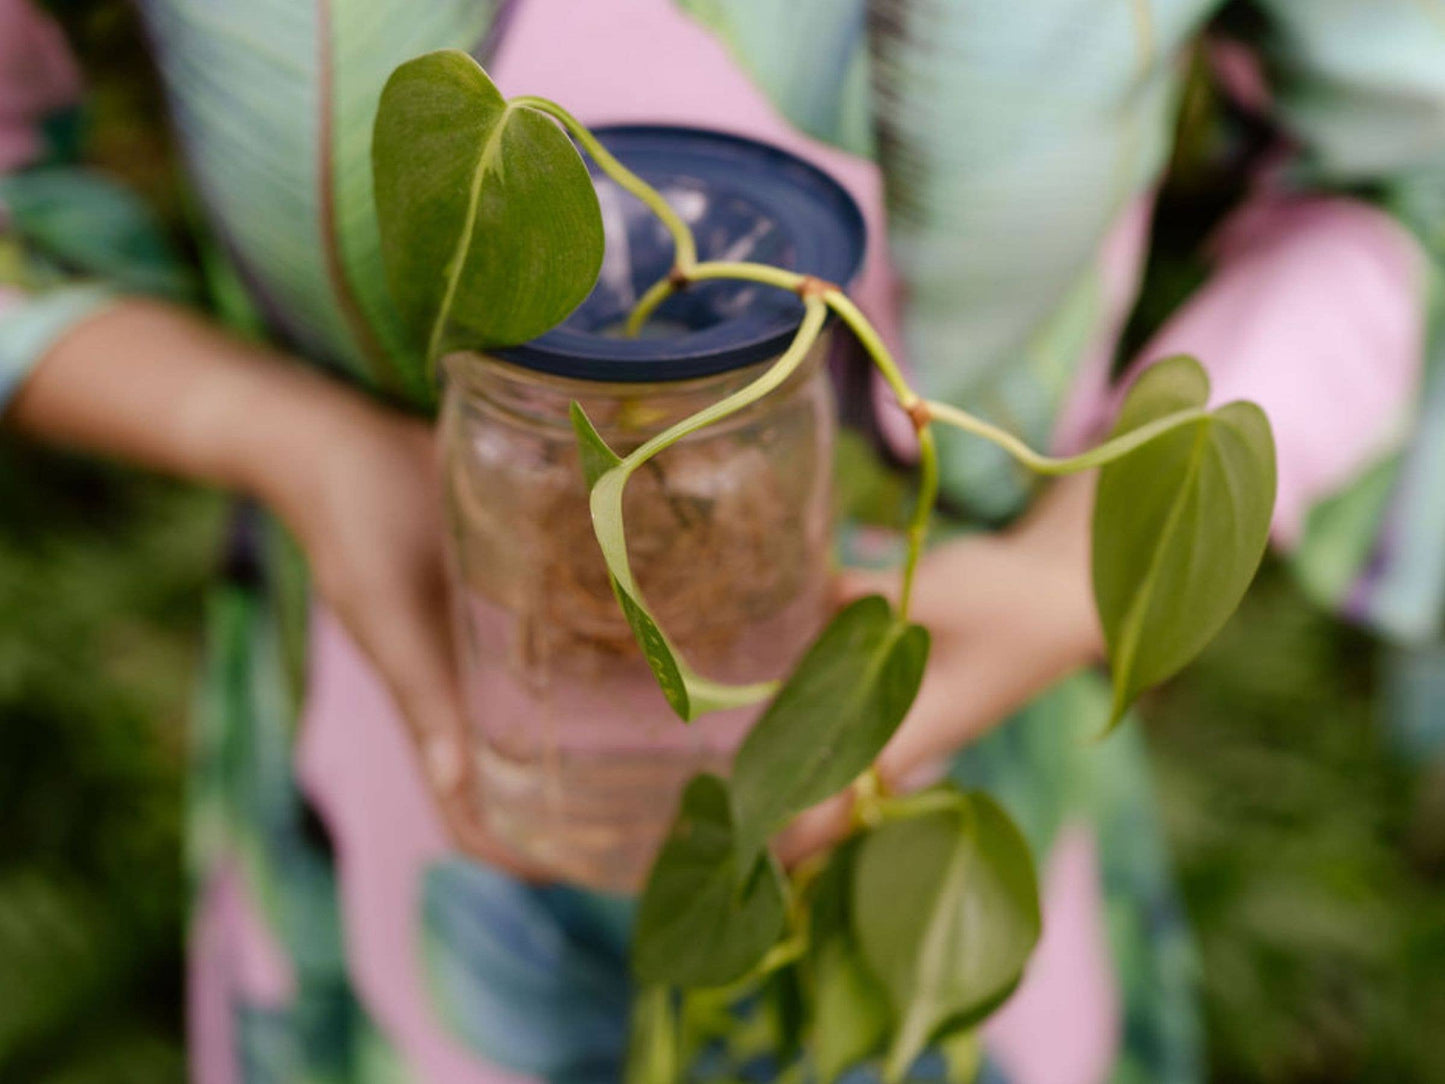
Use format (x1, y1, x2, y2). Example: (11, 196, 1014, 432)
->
(341, 561, 553, 881)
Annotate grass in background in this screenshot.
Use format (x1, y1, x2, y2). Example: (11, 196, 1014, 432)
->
(1150, 567, 1445, 1083)
(0, 439, 221, 1082)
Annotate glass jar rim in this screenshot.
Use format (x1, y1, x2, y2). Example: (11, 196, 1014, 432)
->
(443, 335, 829, 439)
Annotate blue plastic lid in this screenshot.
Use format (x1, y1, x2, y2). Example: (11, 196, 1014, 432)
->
(495, 125, 866, 382)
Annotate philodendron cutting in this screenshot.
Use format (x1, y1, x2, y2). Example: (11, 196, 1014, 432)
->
(372, 50, 1277, 1083)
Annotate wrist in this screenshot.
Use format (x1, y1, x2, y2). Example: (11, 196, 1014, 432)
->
(204, 346, 386, 537)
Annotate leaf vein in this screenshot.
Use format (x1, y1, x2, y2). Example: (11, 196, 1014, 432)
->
(425, 101, 517, 362)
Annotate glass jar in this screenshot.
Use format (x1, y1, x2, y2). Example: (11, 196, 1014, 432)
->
(441, 342, 834, 892)
(436, 123, 864, 892)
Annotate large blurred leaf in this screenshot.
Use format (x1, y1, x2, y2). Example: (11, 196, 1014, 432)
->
(633, 775, 787, 988)
(1092, 355, 1276, 726)
(372, 50, 603, 360)
(730, 596, 927, 857)
(853, 792, 1040, 1082)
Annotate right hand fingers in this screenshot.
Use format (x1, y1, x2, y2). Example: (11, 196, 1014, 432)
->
(387, 650, 555, 884)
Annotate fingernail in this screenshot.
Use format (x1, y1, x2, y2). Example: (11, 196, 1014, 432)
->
(425, 735, 463, 791)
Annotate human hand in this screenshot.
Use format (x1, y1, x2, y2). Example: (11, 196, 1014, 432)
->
(249, 381, 550, 880)
(776, 474, 1104, 865)
(10, 299, 545, 876)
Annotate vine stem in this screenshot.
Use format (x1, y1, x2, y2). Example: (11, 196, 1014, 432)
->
(820, 290, 917, 410)
(624, 260, 941, 620)
(822, 290, 934, 618)
(514, 95, 698, 271)
(925, 400, 1210, 475)
(626, 260, 805, 334)
(627, 276, 679, 336)
(545, 107, 1187, 619)
(514, 94, 950, 628)
(615, 296, 826, 469)
(901, 428, 938, 616)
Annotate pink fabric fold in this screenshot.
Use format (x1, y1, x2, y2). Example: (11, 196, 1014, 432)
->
(985, 825, 1122, 1084)
(1100, 193, 1428, 547)
(0, 0, 83, 173)
(296, 606, 535, 1084)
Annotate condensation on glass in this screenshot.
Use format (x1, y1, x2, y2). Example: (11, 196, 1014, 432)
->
(440, 343, 834, 892)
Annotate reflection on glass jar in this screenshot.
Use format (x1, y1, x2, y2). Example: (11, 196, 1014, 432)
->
(441, 344, 834, 892)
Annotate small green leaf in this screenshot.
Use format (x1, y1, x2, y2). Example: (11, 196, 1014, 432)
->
(1092, 355, 1277, 727)
(612, 586, 690, 717)
(575, 406, 780, 721)
(806, 844, 892, 1082)
(566, 302, 827, 723)
(853, 791, 1041, 1083)
(572, 399, 692, 719)
(633, 775, 788, 988)
(731, 597, 929, 856)
(372, 50, 604, 361)
(569, 401, 622, 488)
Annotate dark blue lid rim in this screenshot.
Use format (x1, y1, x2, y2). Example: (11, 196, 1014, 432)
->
(493, 124, 866, 383)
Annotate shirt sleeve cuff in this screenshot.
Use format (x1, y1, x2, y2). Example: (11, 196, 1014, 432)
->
(0, 282, 117, 412)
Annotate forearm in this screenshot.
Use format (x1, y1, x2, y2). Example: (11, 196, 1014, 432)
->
(5, 298, 379, 528)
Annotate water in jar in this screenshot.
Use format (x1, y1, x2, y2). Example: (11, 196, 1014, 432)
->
(441, 348, 833, 892)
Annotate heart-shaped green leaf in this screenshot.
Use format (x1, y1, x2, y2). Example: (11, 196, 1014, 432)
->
(372, 50, 604, 362)
(731, 596, 929, 857)
(853, 791, 1040, 1083)
(806, 843, 892, 1082)
(1092, 355, 1277, 726)
(633, 774, 788, 989)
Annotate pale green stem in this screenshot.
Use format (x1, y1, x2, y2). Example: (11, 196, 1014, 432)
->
(686, 261, 807, 291)
(630, 272, 938, 618)
(617, 296, 826, 469)
(513, 95, 698, 271)
(822, 290, 918, 410)
(623, 986, 679, 1084)
(821, 290, 936, 620)
(625, 260, 807, 335)
(902, 427, 938, 618)
(625, 276, 679, 335)
(646, 272, 942, 621)
(875, 788, 966, 824)
(925, 400, 1210, 475)
(753, 933, 808, 976)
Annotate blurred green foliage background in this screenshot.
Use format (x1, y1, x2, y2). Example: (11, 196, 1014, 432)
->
(3, 1, 1444, 1081)
(0, 440, 221, 1081)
